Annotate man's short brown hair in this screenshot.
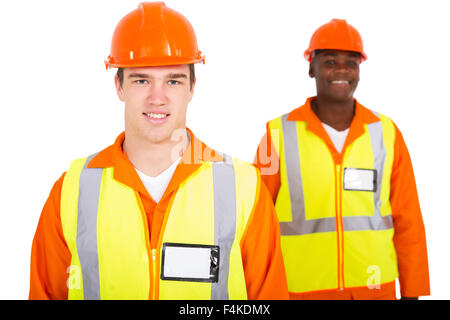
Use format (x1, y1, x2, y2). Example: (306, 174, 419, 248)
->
(116, 64, 196, 89)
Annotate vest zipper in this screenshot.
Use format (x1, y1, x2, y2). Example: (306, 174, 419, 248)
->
(151, 248, 157, 300)
(335, 164, 345, 291)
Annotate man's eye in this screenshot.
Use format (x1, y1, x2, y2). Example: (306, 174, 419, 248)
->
(135, 80, 148, 84)
(168, 80, 180, 85)
(325, 60, 336, 65)
(347, 61, 358, 67)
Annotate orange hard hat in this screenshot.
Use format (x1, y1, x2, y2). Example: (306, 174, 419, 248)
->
(104, 2, 205, 69)
(304, 19, 367, 62)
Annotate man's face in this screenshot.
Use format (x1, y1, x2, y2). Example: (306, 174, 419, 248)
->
(115, 65, 195, 145)
(309, 50, 360, 102)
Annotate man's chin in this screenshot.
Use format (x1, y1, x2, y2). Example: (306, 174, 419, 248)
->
(321, 91, 356, 104)
(126, 124, 187, 146)
(144, 128, 186, 145)
(144, 133, 171, 145)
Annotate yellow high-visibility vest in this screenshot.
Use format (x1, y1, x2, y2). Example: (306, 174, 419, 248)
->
(60, 154, 257, 299)
(268, 111, 398, 294)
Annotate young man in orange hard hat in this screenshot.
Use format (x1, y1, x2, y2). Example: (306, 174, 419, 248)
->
(29, 2, 289, 300)
(254, 19, 430, 300)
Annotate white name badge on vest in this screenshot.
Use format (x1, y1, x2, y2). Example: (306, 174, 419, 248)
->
(161, 243, 220, 283)
(343, 168, 377, 192)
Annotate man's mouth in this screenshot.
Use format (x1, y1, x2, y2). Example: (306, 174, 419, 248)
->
(330, 80, 350, 84)
(143, 112, 170, 119)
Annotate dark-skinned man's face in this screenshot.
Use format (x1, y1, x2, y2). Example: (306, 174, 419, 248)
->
(309, 50, 361, 102)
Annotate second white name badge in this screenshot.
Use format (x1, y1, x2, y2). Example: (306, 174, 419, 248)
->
(343, 168, 377, 192)
(161, 243, 220, 282)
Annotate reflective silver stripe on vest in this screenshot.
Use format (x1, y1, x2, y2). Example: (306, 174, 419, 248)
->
(279, 113, 393, 236)
(77, 153, 101, 300)
(211, 153, 236, 300)
(76, 152, 237, 300)
(280, 114, 336, 235)
(343, 114, 393, 231)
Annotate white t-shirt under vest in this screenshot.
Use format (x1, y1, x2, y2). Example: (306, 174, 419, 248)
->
(135, 157, 181, 203)
(322, 122, 350, 154)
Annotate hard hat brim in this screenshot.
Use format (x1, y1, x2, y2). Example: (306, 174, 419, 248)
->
(304, 49, 367, 63)
(105, 55, 205, 70)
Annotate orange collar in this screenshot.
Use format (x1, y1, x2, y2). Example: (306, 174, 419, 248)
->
(287, 97, 380, 163)
(87, 128, 224, 199)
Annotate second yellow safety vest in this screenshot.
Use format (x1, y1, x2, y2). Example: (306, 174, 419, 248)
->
(60, 153, 257, 299)
(268, 109, 398, 294)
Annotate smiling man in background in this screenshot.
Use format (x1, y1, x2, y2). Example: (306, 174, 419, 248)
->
(29, 2, 288, 300)
(255, 19, 430, 300)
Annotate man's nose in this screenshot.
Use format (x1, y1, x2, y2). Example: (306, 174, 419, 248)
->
(147, 83, 168, 105)
(335, 60, 352, 73)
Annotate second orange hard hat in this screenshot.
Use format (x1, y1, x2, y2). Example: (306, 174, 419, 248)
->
(304, 19, 367, 62)
(104, 2, 205, 69)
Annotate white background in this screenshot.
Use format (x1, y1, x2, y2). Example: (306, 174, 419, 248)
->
(0, 0, 448, 299)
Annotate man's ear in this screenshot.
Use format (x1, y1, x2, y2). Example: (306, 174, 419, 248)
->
(188, 77, 196, 103)
(114, 74, 125, 102)
(309, 63, 315, 78)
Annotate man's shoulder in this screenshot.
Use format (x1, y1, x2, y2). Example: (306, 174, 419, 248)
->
(357, 101, 396, 125)
(207, 152, 260, 179)
(267, 102, 312, 127)
(67, 143, 116, 170)
(268, 108, 301, 124)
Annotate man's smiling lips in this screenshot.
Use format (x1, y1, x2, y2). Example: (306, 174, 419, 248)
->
(143, 111, 170, 124)
(330, 80, 350, 85)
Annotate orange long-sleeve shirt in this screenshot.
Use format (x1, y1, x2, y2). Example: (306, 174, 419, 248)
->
(254, 97, 430, 299)
(30, 129, 289, 300)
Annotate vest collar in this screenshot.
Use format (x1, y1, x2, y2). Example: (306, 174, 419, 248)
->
(86, 128, 224, 200)
(286, 97, 380, 163)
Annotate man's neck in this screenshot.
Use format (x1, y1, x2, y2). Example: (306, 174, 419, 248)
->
(312, 96, 355, 131)
(123, 130, 189, 177)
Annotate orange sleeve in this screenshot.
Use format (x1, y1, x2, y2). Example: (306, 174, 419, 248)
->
(390, 125, 430, 298)
(240, 173, 289, 300)
(253, 124, 281, 202)
(29, 172, 71, 300)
